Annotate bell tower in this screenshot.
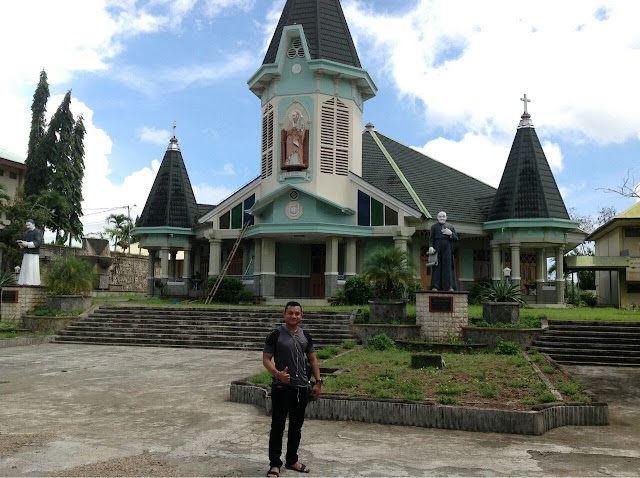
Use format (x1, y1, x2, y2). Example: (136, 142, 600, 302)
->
(247, 0, 377, 205)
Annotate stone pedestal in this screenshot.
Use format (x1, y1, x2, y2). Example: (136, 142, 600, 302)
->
(0, 286, 47, 322)
(416, 291, 468, 341)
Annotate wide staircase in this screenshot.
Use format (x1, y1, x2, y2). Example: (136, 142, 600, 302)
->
(54, 304, 358, 350)
(532, 320, 640, 367)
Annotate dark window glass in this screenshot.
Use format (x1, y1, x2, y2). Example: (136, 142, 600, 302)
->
(220, 211, 230, 229)
(371, 198, 384, 226)
(385, 206, 398, 225)
(231, 204, 243, 229)
(357, 190, 370, 226)
(243, 194, 255, 225)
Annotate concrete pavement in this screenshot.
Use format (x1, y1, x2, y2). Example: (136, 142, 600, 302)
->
(0, 344, 639, 477)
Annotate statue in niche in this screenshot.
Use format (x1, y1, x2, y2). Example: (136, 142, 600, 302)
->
(282, 109, 308, 170)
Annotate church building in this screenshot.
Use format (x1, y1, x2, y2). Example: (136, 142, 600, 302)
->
(132, 0, 586, 305)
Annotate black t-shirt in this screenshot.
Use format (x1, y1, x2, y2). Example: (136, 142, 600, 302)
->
(264, 325, 315, 388)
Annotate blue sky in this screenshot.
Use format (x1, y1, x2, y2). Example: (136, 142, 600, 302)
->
(1, 0, 639, 236)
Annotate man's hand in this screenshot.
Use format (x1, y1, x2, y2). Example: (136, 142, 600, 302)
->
(441, 228, 452, 236)
(311, 381, 322, 399)
(428, 247, 436, 255)
(278, 366, 291, 383)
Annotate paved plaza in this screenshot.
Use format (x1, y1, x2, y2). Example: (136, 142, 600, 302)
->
(1, 343, 639, 477)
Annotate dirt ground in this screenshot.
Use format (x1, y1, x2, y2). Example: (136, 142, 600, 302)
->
(1, 344, 639, 477)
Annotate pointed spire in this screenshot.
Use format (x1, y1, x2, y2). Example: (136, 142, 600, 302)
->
(168, 121, 180, 151)
(488, 97, 569, 221)
(263, 0, 361, 68)
(518, 94, 534, 129)
(138, 127, 199, 228)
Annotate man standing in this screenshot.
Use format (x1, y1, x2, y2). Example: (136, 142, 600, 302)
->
(263, 301, 322, 477)
(17, 219, 43, 286)
(428, 211, 458, 291)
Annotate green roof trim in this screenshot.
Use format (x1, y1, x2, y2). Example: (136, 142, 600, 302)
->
(483, 218, 581, 231)
(564, 256, 629, 271)
(369, 131, 430, 218)
(245, 222, 372, 238)
(130, 226, 195, 237)
(247, 184, 354, 216)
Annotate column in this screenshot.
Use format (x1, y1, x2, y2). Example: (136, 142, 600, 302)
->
(147, 250, 156, 296)
(169, 251, 177, 278)
(208, 238, 222, 277)
(253, 239, 262, 296)
(510, 243, 521, 294)
(555, 246, 565, 304)
(160, 248, 170, 279)
(261, 238, 276, 298)
(325, 237, 339, 298)
(345, 238, 357, 279)
(394, 235, 408, 252)
(491, 243, 501, 283)
(182, 246, 192, 279)
(536, 248, 545, 304)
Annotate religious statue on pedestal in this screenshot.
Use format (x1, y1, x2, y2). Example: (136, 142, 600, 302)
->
(17, 219, 43, 286)
(428, 211, 458, 291)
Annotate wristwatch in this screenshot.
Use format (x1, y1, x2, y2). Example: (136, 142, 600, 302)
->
(316, 379, 323, 385)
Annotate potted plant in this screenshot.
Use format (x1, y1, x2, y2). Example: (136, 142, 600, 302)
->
(362, 247, 416, 323)
(478, 281, 525, 324)
(45, 255, 96, 313)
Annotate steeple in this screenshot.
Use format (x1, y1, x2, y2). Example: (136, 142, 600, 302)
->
(138, 127, 200, 228)
(488, 95, 570, 221)
(263, 0, 361, 68)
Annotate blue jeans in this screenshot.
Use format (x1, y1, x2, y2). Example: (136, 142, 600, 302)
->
(268, 384, 309, 468)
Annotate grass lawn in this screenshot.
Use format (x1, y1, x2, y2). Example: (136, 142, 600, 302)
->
(248, 342, 591, 411)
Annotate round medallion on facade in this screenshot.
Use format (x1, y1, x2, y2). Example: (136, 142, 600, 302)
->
(292, 63, 302, 74)
(285, 201, 303, 220)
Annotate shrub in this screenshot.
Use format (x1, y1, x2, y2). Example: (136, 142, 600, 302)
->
(340, 340, 356, 349)
(0, 271, 17, 288)
(366, 333, 396, 351)
(45, 255, 96, 295)
(494, 339, 521, 355)
(579, 291, 597, 307)
(316, 346, 340, 359)
(333, 275, 371, 305)
(362, 247, 416, 300)
(206, 276, 251, 304)
(479, 281, 526, 305)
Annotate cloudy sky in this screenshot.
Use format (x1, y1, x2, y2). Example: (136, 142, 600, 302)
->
(1, 0, 639, 237)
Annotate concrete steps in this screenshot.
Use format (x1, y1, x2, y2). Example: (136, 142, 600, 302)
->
(532, 320, 640, 366)
(54, 305, 358, 350)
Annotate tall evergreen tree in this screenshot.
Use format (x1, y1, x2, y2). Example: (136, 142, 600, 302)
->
(67, 114, 86, 244)
(45, 91, 78, 242)
(24, 70, 50, 196)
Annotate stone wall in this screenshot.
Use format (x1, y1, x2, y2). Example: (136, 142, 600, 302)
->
(1, 286, 47, 322)
(416, 291, 468, 341)
(109, 254, 148, 292)
(40, 244, 148, 293)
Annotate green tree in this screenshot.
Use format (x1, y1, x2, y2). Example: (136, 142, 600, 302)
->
(104, 213, 132, 251)
(45, 91, 86, 244)
(362, 247, 416, 300)
(24, 69, 50, 197)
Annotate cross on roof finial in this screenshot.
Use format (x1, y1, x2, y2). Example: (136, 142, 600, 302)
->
(520, 94, 531, 114)
(172, 121, 177, 138)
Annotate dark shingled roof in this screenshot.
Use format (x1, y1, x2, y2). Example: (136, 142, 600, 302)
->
(138, 137, 200, 228)
(263, 0, 361, 68)
(362, 131, 497, 223)
(488, 119, 570, 221)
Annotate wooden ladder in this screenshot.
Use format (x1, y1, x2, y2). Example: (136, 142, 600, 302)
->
(204, 220, 251, 305)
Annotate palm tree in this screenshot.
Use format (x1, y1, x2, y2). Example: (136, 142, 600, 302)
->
(105, 213, 131, 252)
(362, 246, 416, 301)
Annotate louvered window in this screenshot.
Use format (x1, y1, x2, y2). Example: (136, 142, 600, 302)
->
(261, 104, 274, 178)
(320, 98, 350, 176)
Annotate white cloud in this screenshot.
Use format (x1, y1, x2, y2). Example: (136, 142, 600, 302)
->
(416, 133, 510, 188)
(193, 184, 236, 206)
(345, 0, 640, 146)
(138, 127, 171, 146)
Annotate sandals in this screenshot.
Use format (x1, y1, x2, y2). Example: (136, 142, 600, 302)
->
(285, 462, 310, 473)
(266, 466, 280, 477)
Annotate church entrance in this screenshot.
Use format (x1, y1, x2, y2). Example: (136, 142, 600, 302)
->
(310, 244, 326, 298)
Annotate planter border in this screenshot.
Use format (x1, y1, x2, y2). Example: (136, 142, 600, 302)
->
(230, 381, 608, 435)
